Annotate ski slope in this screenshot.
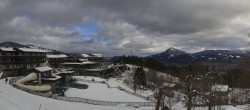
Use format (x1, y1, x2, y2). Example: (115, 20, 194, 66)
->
(0, 79, 154, 110)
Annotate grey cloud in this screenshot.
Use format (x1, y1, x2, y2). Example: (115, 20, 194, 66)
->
(0, 0, 250, 56)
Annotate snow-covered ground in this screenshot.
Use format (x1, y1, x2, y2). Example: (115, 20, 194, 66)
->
(0, 78, 155, 110)
(74, 76, 106, 82)
(65, 81, 149, 102)
(74, 76, 154, 97)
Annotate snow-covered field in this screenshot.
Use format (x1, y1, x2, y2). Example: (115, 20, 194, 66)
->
(0, 79, 155, 110)
(74, 76, 154, 97)
(74, 76, 106, 82)
(65, 81, 149, 102)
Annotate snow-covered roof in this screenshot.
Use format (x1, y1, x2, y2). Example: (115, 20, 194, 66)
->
(42, 75, 61, 81)
(79, 59, 89, 62)
(18, 48, 47, 53)
(47, 54, 68, 58)
(81, 54, 90, 57)
(63, 61, 96, 65)
(35, 66, 52, 72)
(92, 53, 103, 57)
(0, 47, 15, 51)
(57, 71, 75, 75)
(163, 83, 176, 87)
(81, 53, 103, 58)
(212, 85, 229, 92)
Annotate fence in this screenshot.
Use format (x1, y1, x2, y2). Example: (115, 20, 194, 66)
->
(9, 77, 155, 107)
(75, 77, 155, 102)
(52, 95, 155, 107)
(9, 77, 52, 98)
(74, 78, 105, 83)
(118, 87, 155, 102)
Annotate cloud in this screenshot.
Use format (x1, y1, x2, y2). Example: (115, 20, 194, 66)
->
(0, 0, 250, 56)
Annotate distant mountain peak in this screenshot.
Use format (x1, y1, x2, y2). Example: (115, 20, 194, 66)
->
(163, 47, 188, 55)
(166, 47, 178, 51)
(0, 41, 27, 48)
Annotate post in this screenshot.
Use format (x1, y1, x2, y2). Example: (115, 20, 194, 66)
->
(38, 73, 41, 85)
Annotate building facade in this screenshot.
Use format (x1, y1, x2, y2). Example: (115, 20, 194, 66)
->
(0, 47, 47, 76)
(47, 54, 68, 68)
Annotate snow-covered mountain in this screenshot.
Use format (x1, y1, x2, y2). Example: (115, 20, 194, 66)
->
(0, 41, 65, 54)
(26, 44, 64, 54)
(0, 41, 28, 48)
(192, 50, 247, 63)
(147, 47, 193, 64)
(146, 48, 250, 65)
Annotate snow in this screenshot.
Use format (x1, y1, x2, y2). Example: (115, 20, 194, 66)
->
(92, 53, 103, 57)
(64, 81, 149, 102)
(0, 79, 153, 110)
(236, 55, 241, 58)
(35, 66, 52, 72)
(42, 75, 61, 81)
(47, 54, 68, 58)
(212, 84, 229, 92)
(163, 82, 176, 87)
(63, 61, 96, 65)
(81, 54, 90, 57)
(79, 59, 88, 62)
(85, 68, 107, 71)
(0, 47, 15, 51)
(18, 48, 47, 53)
(170, 54, 175, 57)
(82, 53, 103, 57)
(74, 76, 154, 97)
(74, 76, 106, 82)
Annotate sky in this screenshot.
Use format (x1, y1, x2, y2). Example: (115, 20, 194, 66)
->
(1, 0, 250, 57)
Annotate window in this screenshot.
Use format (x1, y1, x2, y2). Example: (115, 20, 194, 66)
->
(1, 65, 6, 68)
(9, 65, 13, 69)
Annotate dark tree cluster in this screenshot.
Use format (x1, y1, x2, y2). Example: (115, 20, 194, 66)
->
(116, 55, 182, 77)
(133, 67, 147, 90)
(223, 68, 250, 88)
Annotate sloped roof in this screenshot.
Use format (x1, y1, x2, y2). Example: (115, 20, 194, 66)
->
(18, 48, 47, 53)
(47, 54, 68, 58)
(35, 66, 52, 72)
(0, 47, 15, 51)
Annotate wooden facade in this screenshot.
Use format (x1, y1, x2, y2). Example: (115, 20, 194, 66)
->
(0, 48, 47, 76)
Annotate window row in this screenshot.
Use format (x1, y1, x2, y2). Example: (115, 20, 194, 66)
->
(0, 58, 46, 62)
(0, 63, 45, 69)
(0, 53, 46, 56)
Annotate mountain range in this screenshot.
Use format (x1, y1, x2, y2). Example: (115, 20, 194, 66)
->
(147, 47, 250, 65)
(0, 41, 249, 65)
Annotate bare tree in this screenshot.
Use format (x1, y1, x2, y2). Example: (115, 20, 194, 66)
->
(164, 92, 182, 110)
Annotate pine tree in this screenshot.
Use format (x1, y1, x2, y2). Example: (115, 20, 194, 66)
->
(133, 67, 147, 89)
(139, 67, 147, 87)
